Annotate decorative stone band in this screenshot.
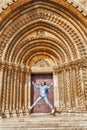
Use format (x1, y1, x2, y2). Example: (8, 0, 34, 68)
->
(0, 59, 87, 72)
(0, 0, 87, 16)
(0, 0, 18, 14)
(54, 59, 87, 72)
(65, 0, 87, 16)
(0, 60, 30, 72)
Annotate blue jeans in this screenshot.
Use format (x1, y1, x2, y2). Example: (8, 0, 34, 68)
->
(31, 96, 53, 109)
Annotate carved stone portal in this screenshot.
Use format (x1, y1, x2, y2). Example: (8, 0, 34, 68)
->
(0, 0, 87, 118)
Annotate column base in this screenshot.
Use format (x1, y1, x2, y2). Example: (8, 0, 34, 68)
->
(11, 110, 17, 117)
(24, 108, 29, 116)
(18, 109, 23, 117)
(4, 110, 10, 118)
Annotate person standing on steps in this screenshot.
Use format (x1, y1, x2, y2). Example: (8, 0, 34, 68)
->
(28, 80, 55, 114)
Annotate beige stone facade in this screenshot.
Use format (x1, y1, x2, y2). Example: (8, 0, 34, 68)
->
(0, 0, 87, 129)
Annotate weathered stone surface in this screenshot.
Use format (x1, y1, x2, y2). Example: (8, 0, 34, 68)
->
(0, 0, 87, 129)
(0, 113, 87, 130)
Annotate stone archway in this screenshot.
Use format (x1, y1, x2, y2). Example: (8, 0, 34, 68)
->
(0, 0, 87, 118)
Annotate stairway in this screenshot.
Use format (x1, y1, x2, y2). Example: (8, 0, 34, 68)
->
(0, 112, 87, 130)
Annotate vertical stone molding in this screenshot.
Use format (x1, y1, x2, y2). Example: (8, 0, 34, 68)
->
(16, 68, 19, 114)
(58, 70, 65, 111)
(71, 66, 79, 110)
(2, 67, 7, 116)
(27, 71, 31, 107)
(76, 66, 86, 110)
(11, 68, 17, 117)
(4, 66, 11, 118)
(0, 65, 4, 117)
(81, 66, 87, 109)
(53, 71, 59, 110)
(69, 67, 75, 109)
(18, 69, 23, 116)
(24, 69, 30, 115)
(63, 69, 71, 109)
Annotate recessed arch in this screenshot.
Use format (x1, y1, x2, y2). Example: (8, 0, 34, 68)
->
(20, 45, 64, 65)
(10, 38, 72, 64)
(0, 0, 87, 118)
(27, 52, 58, 67)
(3, 20, 81, 62)
(1, 2, 87, 61)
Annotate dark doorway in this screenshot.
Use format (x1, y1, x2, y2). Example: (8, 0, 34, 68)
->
(31, 73, 54, 113)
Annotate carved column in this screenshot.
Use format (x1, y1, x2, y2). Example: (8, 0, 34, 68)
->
(27, 69, 31, 114)
(11, 68, 17, 117)
(69, 67, 75, 110)
(63, 68, 71, 110)
(24, 69, 29, 115)
(58, 70, 65, 111)
(9, 68, 13, 115)
(53, 71, 59, 111)
(18, 69, 23, 116)
(4, 66, 11, 118)
(2, 67, 7, 115)
(0, 65, 4, 117)
(21, 69, 25, 112)
(83, 66, 87, 109)
(72, 66, 79, 110)
(16, 68, 19, 114)
(76, 66, 86, 110)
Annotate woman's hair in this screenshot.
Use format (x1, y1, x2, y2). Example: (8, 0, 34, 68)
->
(41, 80, 46, 85)
(43, 81, 46, 85)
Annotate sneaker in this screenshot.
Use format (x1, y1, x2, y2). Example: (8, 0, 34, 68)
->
(51, 109, 55, 114)
(28, 106, 32, 110)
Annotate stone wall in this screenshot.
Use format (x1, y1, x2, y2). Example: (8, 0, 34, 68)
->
(0, 0, 87, 118)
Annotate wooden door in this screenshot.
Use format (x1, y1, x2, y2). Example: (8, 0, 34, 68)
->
(31, 73, 54, 113)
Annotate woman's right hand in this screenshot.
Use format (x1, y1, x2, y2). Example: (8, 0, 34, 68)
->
(32, 81, 35, 85)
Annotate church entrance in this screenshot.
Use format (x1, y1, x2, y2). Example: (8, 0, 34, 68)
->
(31, 73, 54, 113)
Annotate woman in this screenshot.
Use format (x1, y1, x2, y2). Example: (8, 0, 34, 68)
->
(28, 80, 55, 114)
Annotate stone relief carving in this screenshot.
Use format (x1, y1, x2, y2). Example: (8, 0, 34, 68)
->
(0, 0, 87, 16)
(0, 1, 87, 118)
(36, 29, 45, 37)
(1, 8, 86, 61)
(32, 59, 50, 67)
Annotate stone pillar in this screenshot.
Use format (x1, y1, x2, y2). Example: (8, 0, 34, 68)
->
(82, 66, 87, 110)
(18, 69, 23, 116)
(63, 68, 71, 110)
(11, 68, 17, 117)
(72, 66, 79, 110)
(28, 70, 31, 107)
(53, 71, 59, 111)
(58, 70, 65, 111)
(24, 69, 30, 115)
(0, 65, 4, 117)
(76, 66, 86, 110)
(4, 67, 11, 118)
(69, 67, 75, 110)
(2, 67, 7, 115)
(16, 69, 19, 115)
(9, 68, 13, 115)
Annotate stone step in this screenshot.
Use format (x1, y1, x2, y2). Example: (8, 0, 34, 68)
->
(0, 113, 87, 130)
(0, 126, 87, 129)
